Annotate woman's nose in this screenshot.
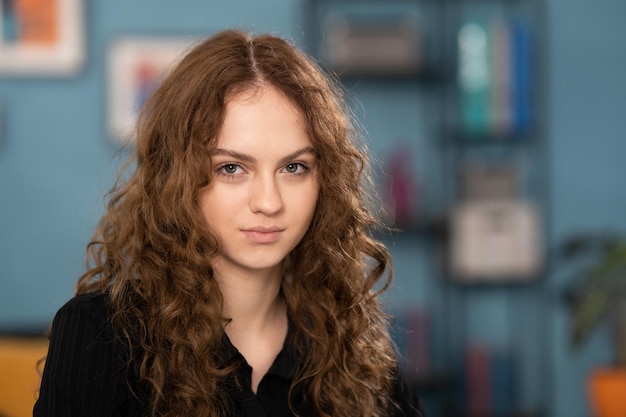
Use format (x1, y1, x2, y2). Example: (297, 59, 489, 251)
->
(249, 174, 283, 215)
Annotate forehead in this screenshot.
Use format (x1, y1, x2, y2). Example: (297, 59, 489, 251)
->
(216, 85, 311, 150)
(225, 83, 300, 113)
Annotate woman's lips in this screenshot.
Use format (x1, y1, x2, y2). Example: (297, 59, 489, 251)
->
(241, 227, 284, 244)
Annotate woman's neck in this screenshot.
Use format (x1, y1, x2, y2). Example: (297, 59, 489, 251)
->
(214, 264, 288, 393)
(214, 263, 285, 333)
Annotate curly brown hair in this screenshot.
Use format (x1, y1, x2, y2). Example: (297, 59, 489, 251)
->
(76, 29, 397, 417)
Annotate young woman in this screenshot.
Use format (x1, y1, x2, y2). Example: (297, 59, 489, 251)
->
(34, 30, 424, 417)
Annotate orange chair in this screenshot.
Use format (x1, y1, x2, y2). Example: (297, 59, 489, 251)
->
(588, 368, 626, 417)
(0, 337, 49, 417)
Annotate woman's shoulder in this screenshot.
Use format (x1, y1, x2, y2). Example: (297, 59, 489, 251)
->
(51, 291, 115, 346)
(36, 292, 146, 415)
(48, 290, 137, 384)
(59, 291, 110, 312)
(54, 290, 111, 325)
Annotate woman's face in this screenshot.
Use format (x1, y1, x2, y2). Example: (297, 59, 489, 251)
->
(199, 85, 319, 279)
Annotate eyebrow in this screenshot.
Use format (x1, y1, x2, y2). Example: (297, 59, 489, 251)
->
(210, 146, 317, 165)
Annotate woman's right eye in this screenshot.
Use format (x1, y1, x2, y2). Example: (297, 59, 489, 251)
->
(223, 164, 238, 174)
(217, 163, 244, 176)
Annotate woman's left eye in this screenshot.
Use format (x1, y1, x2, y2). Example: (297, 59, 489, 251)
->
(283, 163, 308, 175)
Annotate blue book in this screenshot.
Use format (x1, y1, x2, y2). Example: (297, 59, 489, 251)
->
(491, 350, 518, 415)
(458, 19, 491, 135)
(511, 19, 532, 135)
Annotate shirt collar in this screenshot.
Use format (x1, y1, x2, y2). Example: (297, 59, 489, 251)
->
(217, 321, 298, 380)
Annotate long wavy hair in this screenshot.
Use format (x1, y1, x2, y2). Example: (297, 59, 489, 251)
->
(76, 29, 397, 417)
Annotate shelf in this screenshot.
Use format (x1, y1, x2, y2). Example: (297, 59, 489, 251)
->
(439, 129, 540, 147)
(407, 371, 455, 392)
(309, 0, 438, 3)
(446, 273, 546, 289)
(374, 216, 449, 242)
(332, 67, 446, 85)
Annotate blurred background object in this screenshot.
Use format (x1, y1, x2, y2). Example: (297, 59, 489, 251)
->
(561, 232, 626, 417)
(0, 0, 84, 75)
(0, 336, 48, 417)
(1, 0, 625, 416)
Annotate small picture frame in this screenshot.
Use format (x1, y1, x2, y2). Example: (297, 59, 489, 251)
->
(107, 37, 198, 144)
(449, 199, 543, 283)
(0, 0, 85, 75)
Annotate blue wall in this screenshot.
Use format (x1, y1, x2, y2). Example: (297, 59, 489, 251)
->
(0, 0, 300, 325)
(1, 1, 625, 416)
(548, 1, 626, 416)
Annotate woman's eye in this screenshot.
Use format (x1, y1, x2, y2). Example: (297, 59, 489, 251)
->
(219, 163, 243, 175)
(283, 163, 307, 174)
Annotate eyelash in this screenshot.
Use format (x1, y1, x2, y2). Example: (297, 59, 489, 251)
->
(215, 162, 310, 178)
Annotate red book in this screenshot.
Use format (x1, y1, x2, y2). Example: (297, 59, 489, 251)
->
(466, 346, 492, 417)
(404, 308, 430, 376)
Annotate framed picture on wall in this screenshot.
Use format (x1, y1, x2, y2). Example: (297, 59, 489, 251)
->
(0, 0, 85, 75)
(107, 37, 198, 144)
